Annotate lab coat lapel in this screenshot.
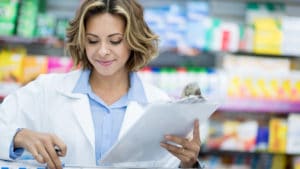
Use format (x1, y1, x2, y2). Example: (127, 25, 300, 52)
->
(54, 70, 95, 152)
(118, 101, 144, 139)
(71, 95, 95, 150)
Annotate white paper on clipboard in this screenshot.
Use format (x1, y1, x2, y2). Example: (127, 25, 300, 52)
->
(100, 96, 219, 165)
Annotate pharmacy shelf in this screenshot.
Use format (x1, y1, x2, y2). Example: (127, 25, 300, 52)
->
(0, 36, 64, 47)
(199, 148, 300, 156)
(149, 50, 217, 68)
(234, 51, 300, 59)
(0, 36, 66, 56)
(220, 98, 300, 113)
(149, 50, 300, 69)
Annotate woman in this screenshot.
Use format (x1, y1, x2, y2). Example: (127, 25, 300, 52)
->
(0, 0, 201, 168)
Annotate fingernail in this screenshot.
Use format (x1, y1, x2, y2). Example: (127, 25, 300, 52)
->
(54, 146, 62, 156)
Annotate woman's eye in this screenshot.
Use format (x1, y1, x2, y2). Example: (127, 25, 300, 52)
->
(110, 40, 122, 45)
(87, 40, 98, 44)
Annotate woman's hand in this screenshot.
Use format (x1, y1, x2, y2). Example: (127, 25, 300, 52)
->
(160, 119, 201, 168)
(13, 129, 67, 169)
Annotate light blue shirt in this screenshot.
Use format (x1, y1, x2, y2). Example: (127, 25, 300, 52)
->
(73, 69, 147, 164)
(10, 69, 147, 165)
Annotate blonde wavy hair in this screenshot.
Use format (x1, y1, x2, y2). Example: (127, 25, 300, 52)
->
(66, 0, 159, 71)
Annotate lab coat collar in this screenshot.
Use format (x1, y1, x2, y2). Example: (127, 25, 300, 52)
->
(55, 70, 85, 99)
(52, 70, 96, 151)
(52, 70, 149, 152)
(70, 96, 144, 153)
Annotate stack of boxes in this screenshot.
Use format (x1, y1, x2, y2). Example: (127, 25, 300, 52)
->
(0, 0, 19, 36)
(16, 0, 40, 38)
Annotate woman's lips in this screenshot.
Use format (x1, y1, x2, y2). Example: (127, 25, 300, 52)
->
(97, 60, 114, 67)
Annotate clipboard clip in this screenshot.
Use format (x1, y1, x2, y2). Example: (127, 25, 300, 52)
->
(177, 82, 206, 103)
(176, 95, 206, 104)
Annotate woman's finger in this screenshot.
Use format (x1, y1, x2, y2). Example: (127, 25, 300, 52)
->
(52, 134, 67, 156)
(164, 134, 199, 153)
(44, 142, 62, 169)
(192, 119, 200, 144)
(160, 142, 194, 157)
(160, 142, 181, 155)
(163, 144, 196, 164)
(36, 143, 56, 169)
(164, 135, 189, 148)
(27, 144, 44, 163)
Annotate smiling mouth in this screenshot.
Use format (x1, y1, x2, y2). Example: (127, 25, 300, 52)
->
(97, 60, 114, 66)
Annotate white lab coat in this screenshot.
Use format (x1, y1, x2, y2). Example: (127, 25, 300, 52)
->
(0, 70, 180, 167)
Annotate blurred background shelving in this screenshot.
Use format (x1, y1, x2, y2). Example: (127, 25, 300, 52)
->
(1, 0, 300, 168)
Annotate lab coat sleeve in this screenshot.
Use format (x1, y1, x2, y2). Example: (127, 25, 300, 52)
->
(0, 76, 46, 160)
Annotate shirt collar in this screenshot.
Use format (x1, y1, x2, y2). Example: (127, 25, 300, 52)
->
(128, 72, 147, 104)
(72, 69, 91, 94)
(72, 69, 148, 104)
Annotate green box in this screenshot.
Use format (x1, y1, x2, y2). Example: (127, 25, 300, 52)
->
(56, 18, 69, 39)
(36, 13, 56, 37)
(0, 0, 19, 22)
(0, 21, 15, 36)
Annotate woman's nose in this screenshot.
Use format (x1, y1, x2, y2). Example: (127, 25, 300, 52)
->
(98, 43, 110, 56)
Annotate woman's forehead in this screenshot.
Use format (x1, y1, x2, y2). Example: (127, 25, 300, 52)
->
(85, 13, 126, 36)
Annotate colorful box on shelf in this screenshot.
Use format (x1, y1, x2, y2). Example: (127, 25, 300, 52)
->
(269, 118, 287, 153)
(16, 0, 40, 38)
(253, 18, 282, 55)
(0, 48, 74, 85)
(223, 54, 291, 73)
(22, 56, 48, 84)
(224, 74, 300, 112)
(205, 115, 300, 156)
(206, 120, 258, 152)
(138, 65, 300, 112)
(0, 50, 25, 83)
(226, 74, 300, 102)
(47, 56, 74, 73)
(281, 16, 300, 56)
(222, 54, 300, 112)
(204, 115, 300, 155)
(0, 0, 19, 36)
(0, 0, 19, 22)
(208, 21, 240, 52)
(287, 114, 300, 154)
(138, 67, 221, 100)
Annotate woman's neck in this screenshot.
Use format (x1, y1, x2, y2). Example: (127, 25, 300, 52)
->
(89, 70, 130, 105)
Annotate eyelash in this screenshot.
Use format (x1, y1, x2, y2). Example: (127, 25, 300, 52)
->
(87, 39, 123, 45)
(110, 40, 122, 45)
(87, 40, 98, 44)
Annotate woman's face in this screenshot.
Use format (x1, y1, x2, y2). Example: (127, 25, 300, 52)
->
(85, 13, 130, 77)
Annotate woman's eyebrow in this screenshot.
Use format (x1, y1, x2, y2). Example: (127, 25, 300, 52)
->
(86, 33, 98, 37)
(86, 33, 123, 38)
(108, 33, 123, 37)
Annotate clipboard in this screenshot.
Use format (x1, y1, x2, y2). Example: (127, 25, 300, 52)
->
(100, 96, 219, 164)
